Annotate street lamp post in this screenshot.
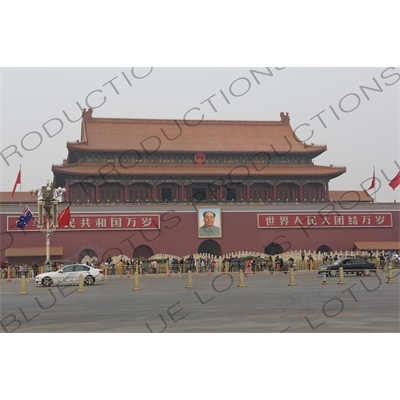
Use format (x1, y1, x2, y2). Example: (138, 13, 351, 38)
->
(30, 180, 66, 265)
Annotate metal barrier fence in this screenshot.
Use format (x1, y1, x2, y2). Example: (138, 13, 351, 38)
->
(0, 267, 396, 294)
(1, 258, 399, 280)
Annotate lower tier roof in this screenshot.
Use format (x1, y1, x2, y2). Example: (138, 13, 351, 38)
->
(52, 162, 346, 179)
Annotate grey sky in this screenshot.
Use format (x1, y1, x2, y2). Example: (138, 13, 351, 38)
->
(1, 67, 399, 202)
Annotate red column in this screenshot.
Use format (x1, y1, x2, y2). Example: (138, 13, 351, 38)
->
(124, 181, 128, 201)
(95, 180, 99, 201)
(181, 183, 185, 201)
(153, 183, 157, 201)
(325, 181, 329, 201)
(65, 180, 70, 202)
(299, 183, 303, 201)
(273, 183, 277, 201)
(246, 184, 250, 201)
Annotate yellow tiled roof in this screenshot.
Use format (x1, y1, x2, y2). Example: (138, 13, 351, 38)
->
(5, 247, 63, 257)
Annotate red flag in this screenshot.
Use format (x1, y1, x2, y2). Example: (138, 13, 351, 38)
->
(389, 171, 400, 190)
(12, 169, 21, 197)
(58, 204, 71, 227)
(367, 168, 375, 190)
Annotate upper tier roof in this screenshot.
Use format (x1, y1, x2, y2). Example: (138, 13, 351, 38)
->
(66, 109, 327, 155)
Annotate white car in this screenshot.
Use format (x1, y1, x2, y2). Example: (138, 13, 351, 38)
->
(35, 264, 104, 287)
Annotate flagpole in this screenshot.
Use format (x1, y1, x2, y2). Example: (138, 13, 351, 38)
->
(373, 166, 376, 204)
(19, 164, 22, 206)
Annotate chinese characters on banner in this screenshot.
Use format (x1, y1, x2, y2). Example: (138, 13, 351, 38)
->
(257, 213, 393, 228)
(8, 214, 160, 232)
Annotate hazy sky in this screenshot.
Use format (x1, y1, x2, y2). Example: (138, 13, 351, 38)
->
(1, 67, 399, 202)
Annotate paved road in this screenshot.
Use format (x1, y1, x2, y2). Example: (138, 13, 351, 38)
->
(1, 271, 399, 333)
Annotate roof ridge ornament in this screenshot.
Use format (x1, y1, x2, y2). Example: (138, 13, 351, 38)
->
(82, 108, 93, 121)
(81, 108, 93, 143)
(280, 112, 290, 125)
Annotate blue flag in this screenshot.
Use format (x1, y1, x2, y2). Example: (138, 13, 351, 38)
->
(16, 205, 33, 229)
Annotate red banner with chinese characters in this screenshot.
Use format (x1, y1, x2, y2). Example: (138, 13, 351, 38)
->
(7, 214, 161, 231)
(257, 213, 393, 228)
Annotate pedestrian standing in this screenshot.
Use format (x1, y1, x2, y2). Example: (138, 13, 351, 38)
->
(308, 255, 314, 269)
(251, 259, 256, 274)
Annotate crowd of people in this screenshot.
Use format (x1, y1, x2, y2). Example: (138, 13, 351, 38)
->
(377, 251, 399, 268)
(1, 262, 40, 279)
(141, 255, 217, 274)
(2, 250, 399, 278)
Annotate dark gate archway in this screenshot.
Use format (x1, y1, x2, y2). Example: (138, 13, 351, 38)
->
(264, 242, 284, 255)
(133, 245, 154, 259)
(317, 245, 332, 253)
(78, 248, 98, 263)
(197, 240, 222, 256)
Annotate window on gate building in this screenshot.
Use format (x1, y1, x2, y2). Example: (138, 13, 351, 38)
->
(250, 185, 271, 201)
(70, 186, 94, 202)
(99, 185, 123, 202)
(192, 188, 206, 202)
(277, 184, 297, 201)
(162, 188, 172, 201)
(223, 185, 244, 201)
(303, 184, 323, 201)
(226, 188, 236, 201)
(157, 186, 178, 201)
(190, 185, 219, 202)
(129, 186, 152, 201)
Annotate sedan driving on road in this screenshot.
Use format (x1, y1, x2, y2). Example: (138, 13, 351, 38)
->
(317, 258, 377, 277)
(35, 264, 104, 287)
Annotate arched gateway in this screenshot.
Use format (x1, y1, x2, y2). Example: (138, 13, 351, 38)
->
(133, 245, 154, 259)
(197, 240, 222, 257)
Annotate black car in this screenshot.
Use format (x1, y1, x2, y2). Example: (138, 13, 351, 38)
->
(317, 258, 377, 277)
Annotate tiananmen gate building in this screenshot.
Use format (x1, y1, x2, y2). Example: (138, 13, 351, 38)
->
(1, 109, 399, 264)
